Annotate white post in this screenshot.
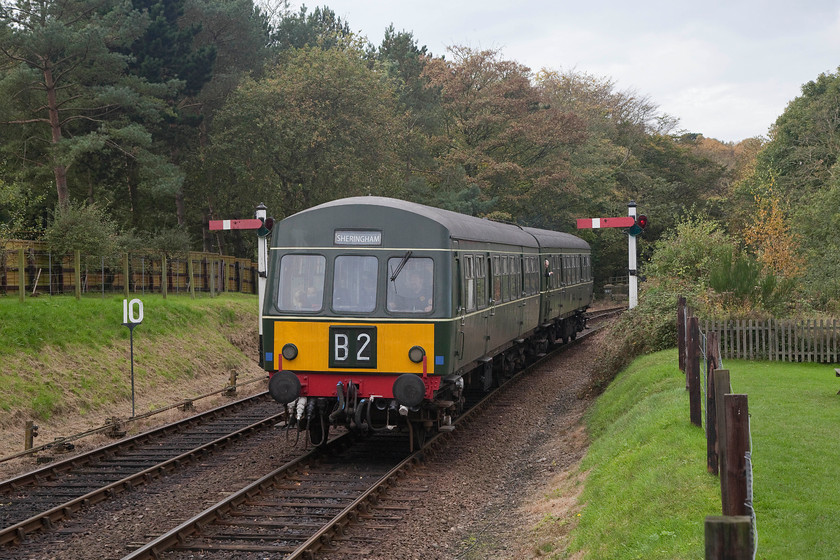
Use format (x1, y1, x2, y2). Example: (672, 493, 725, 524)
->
(628, 201, 638, 309)
(255, 203, 268, 366)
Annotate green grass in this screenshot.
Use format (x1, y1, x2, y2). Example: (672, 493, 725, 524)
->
(0, 293, 259, 420)
(567, 349, 719, 559)
(564, 351, 840, 559)
(728, 359, 840, 559)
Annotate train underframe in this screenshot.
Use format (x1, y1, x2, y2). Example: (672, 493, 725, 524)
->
(277, 310, 587, 450)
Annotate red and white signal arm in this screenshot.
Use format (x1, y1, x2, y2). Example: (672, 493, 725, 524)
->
(208, 219, 264, 231)
(576, 216, 636, 229)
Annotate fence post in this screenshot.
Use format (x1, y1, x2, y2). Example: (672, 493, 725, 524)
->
(123, 253, 130, 298)
(74, 250, 81, 300)
(705, 516, 752, 559)
(706, 331, 720, 474)
(688, 316, 702, 426)
(18, 248, 25, 302)
(722, 394, 750, 516)
(188, 256, 195, 299)
(678, 295, 686, 372)
(209, 258, 215, 297)
(161, 254, 167, 299)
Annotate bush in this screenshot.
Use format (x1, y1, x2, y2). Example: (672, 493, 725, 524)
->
(591, 282, 678, 393)
(42, 202, 120, 257)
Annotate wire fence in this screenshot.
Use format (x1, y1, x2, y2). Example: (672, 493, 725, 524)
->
(1, 243, 258, 298)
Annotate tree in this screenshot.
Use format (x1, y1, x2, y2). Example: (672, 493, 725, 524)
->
(269, 4, 351, 51)
(0, 0, 156, 209)
(204, 46, 403, 223)
(422, 47, 585, 222)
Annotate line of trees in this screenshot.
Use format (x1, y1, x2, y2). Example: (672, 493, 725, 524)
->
(6, 0, 837, 312)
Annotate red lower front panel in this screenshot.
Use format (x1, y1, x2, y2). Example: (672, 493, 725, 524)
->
(290, 372, 441, 402)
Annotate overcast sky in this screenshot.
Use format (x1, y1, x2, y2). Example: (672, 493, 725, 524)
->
(286, 0, 840, 143)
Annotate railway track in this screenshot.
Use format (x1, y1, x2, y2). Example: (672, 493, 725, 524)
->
(0, 392, 283, 548)
(1, 318, 614, 559)
(122, 325, 607, 560)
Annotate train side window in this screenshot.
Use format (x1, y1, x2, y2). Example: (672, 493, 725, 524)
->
(332, 255, 378, 313)
(464, 255, 476, 312)
(387, 257, 434, 313)
(476, 255, 487, 309)
(278, 254, 326, 312)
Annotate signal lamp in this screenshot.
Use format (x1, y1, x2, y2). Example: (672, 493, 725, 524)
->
(628, 214, 649, 237)
(257, 216, 275, 237)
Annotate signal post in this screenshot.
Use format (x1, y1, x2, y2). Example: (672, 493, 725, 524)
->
(209, 204, 275, 367)
(576, 201, 648, 308)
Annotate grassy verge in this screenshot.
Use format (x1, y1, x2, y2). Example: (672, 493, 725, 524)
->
(0, 293, 260, 420)
(566, 349, 719, 559)
(559, 350, 840, 559)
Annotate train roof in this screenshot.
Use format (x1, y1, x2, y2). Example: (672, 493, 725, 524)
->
(276, 196, 589, 251)
(521, 226, 591, 251)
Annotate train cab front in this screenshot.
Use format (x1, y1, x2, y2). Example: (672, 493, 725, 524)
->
(262, 249, 455, 447)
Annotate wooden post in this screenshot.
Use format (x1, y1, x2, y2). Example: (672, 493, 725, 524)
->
(678, 296, 686, 372)
(24, 420, 36, 450)
(123, 253, 130, 299)
(209, 258, 215, 297)
(188, 256, 195, 299)
(706, 331, 720, 474)
(161, 254, 168, 299)
(688, 316, 702, 426)
(18, 248, 25, 302)
(714, 369, 731, 479)
(705, 516, 752, 559)
(722, 394, 750, 516)
(74, 250, 81, 300)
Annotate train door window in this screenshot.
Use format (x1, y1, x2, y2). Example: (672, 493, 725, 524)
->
(527, 257, 536, 295)
(562, 255, 570, 286)
(584, 255, 591, 281)
(554, 255, 562, 288)
(332, 256, 378, 313)
(514, 256, 522, 298)
(387, 256, 434, 313)
(501, 255, 510, 302)
(492, 255, 501, 302)
(464, 255, 476, 312)
(277, 254, 326, 312)
(574, 255, 580, 283)
(476, 255, 487, 309)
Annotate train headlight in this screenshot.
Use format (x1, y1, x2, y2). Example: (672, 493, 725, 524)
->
(408, 345, 425, 363)
(282, 343, 298, 361)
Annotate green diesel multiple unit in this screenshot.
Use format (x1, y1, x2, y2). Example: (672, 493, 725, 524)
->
(262, 197, 593, 447)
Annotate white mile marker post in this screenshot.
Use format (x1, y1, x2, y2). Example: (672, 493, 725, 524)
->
(122, 298, 144, 417)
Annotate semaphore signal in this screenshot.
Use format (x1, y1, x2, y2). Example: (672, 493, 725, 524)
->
(209, 204, 274, 367)
(576, 202, 648, 309)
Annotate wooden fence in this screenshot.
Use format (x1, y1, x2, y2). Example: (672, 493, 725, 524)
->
(1, 240, 258, 298)
(701, 318, 840, 363)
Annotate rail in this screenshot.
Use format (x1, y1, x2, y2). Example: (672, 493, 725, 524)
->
(1, 374, 267, 465)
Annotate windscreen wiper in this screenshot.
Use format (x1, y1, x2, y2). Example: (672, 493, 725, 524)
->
(389, 251, 413, 282)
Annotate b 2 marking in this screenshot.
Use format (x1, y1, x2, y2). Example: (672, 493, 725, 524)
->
(329, 326, 377, 368)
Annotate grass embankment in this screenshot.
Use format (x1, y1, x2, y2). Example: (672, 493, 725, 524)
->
(0, 294, 262, 422)
(553, 350, 839, 559)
